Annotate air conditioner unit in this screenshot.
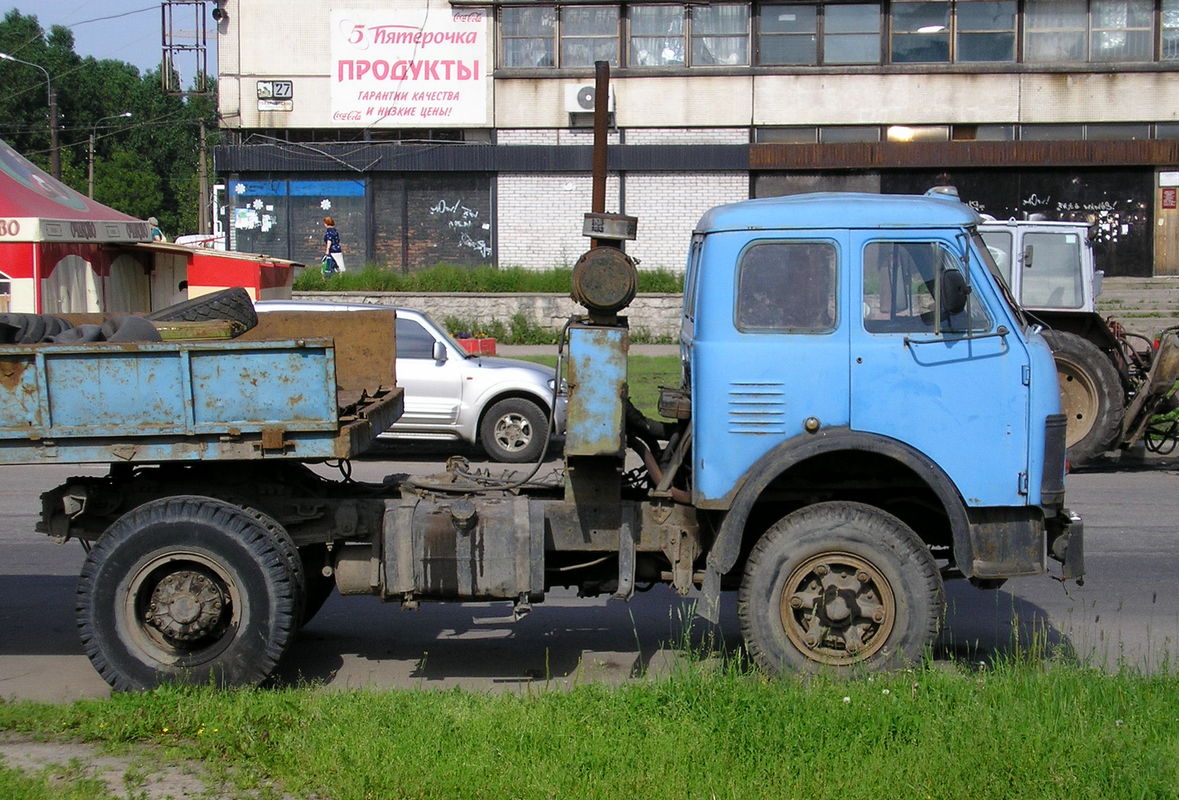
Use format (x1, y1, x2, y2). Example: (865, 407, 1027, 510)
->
(564, 84, 615, 114)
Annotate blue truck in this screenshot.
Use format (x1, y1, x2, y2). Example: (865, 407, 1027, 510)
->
(9, 190, 1082, 689)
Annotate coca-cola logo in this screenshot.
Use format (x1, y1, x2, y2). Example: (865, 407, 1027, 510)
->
(332, 110, 362, 121)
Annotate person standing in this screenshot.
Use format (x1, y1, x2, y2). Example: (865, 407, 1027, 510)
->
(148, 217, 165, 242)
(323, 216, 345, 272)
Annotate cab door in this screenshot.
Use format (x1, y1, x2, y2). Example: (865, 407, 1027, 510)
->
(849, 233, 1031, 508)
(690, 231, 851, 503)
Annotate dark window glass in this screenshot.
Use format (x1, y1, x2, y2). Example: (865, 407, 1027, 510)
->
(825, 3, 881, 64)
(956, 1, 1015, 62)
(892, 1, 950, 63)
(396, 318, 439, 359)
(760, 4, 818, 65)
(736, 241, 838, 333)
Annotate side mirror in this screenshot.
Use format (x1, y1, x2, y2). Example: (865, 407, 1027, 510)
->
(432, 340, 447, 362)
(1022, 243, 1034, 269)
(941, 269, 969, 316)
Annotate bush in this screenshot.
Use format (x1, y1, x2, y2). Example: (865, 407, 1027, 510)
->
(293, 264, 683, 294)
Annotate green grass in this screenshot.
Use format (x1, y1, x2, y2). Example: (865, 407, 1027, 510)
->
(0, 664, 1175, 800)
(519, 355, 681, 419)
(294, 264, 684, 294)
(0, 764, 119, 800)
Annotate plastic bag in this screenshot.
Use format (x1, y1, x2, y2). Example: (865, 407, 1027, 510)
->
(321, 254, 338, 276)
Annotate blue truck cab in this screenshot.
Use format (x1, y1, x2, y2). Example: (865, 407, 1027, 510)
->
(676, 191, 1081, 670)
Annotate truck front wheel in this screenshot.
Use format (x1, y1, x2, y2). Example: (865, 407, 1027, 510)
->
(1040, 330, 1123, 467)
(76, 496, 297, 691)
(738, 502, 944, 675)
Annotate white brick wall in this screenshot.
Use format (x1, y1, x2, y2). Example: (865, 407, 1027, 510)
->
(625, 128, 749, 145)
(497, 173, 623, 270)
(497, 129, 622, 145)
(496, 129, 750, 273)
(626, 172, 750, 273)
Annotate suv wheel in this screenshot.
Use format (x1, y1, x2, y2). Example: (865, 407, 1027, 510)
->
(480, 397, 547, 463)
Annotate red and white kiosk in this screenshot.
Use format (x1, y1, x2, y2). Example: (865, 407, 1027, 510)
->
(0, 140, 297, 315)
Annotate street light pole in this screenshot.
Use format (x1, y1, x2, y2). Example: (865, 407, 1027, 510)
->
(88, 112, 133, 198)
(0, 52, 59, 180)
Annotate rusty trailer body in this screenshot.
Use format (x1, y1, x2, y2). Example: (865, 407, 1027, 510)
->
(0, 308, 402, 464)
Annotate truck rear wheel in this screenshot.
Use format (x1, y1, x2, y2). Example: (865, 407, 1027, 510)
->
(76, 496, 297, 690)
(1041, 330, 1123, 466)
(738, 501, 944, 675)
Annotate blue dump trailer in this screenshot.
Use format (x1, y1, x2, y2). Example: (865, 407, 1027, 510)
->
(15, 192, 1083, 690)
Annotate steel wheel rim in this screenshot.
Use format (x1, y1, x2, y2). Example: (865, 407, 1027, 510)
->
(121, 551, 242, 666)
(780, 551, 896, 666)
(1055, 356, 1098, 447)
(493, 412, 533, 453)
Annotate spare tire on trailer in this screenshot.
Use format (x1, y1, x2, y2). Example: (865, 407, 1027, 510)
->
(1041, 329, 1124, 467)
(145, 287, 258, 332)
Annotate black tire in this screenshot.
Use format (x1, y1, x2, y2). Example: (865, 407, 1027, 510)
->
(738, 501, 944, 675)
(76, 496, 297, 690)
(1041, 330, 1123, 467)
(0, 313, 72, 343)
(479, 396, 548, 463)
(145, 287, 258, 331)
(299, 544, 336, 626)
(242, 506, 307, 626)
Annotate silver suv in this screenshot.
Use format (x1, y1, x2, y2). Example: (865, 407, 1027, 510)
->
(256, 301, 565, 462)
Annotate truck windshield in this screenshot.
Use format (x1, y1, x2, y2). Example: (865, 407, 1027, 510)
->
(970, 230, 1025, 327)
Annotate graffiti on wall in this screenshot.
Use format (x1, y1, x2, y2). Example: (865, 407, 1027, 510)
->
(428, 197, 491, 258)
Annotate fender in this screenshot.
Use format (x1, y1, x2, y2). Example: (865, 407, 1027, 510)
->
(697, 427, 972, 622)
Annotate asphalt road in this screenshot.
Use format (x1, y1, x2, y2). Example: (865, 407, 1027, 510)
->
(1, 446, 1177, 703)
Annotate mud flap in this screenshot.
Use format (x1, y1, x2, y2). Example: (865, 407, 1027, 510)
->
(1050, 510, 1084, 583)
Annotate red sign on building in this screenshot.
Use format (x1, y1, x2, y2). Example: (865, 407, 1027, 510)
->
(1164, 187, 1178, 210)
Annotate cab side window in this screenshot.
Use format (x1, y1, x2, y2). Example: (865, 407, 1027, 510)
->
(863, 240, 990, 333)
(396, 318, 439, 359)
(735, 241, 837, 333)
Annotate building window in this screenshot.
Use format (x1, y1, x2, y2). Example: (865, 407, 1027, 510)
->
(760, 5, 818, 65)
(1025, 0, 1153, 63)
(758, 3, 880, 65)
(693, 4, 750, 65)
(631, 5, 685, 65)
(501, 6, 555, 68)
(825, 3, 882, 63)
(820, 126, 881, 143)
(562, 6, 621, 66)
(1021, 123, 1085, 141)
(1024, 0, 1087, 62)
(1165, 0, 1179, 59)
(630, 4, 749, 67)
(956, 1, 1016, 62)
(891, 1, 951, 63)
(1089, 0, 1152, 62)
(756, 126, 820, 143)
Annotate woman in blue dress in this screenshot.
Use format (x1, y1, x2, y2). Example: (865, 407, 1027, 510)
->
(322, 216, 345, 272)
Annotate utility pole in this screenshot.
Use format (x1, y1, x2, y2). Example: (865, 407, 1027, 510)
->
(198, 119, 210, 234)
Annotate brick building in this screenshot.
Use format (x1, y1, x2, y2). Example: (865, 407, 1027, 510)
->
(213, 0, 1179, 276)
